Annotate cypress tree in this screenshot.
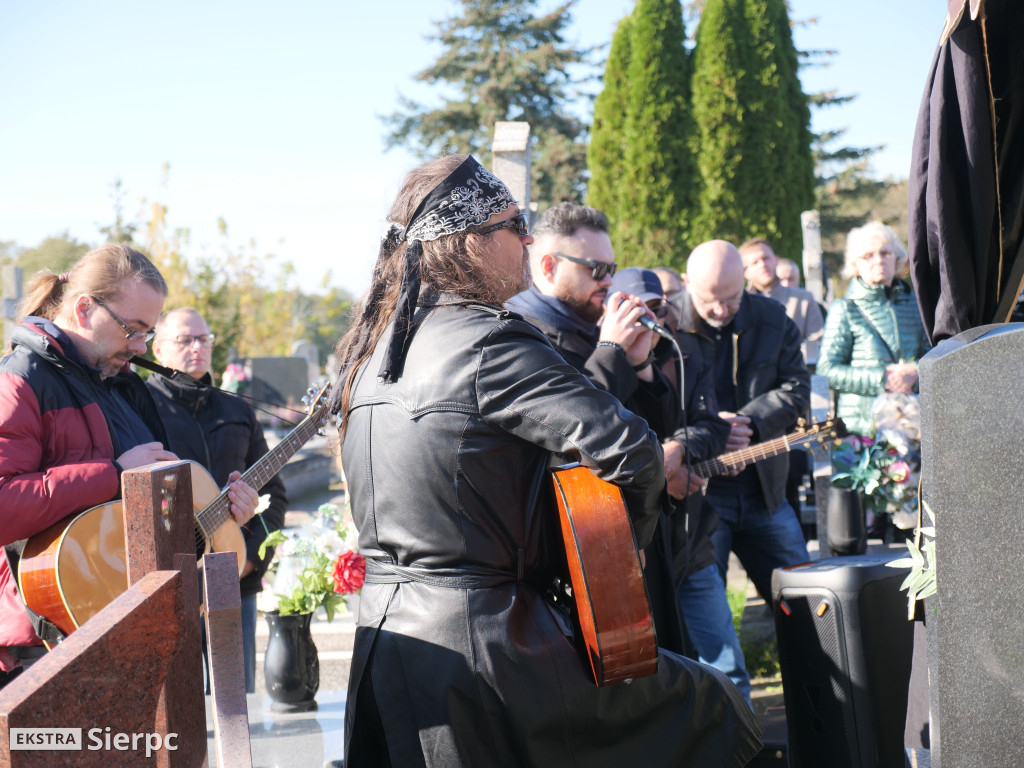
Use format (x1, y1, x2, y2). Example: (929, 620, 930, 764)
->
(586, 13, 634, 233)
(743, 0, 815, 259)
(614, 0, 695, 270)
(690, 0, 751, 248)
(690, 0, 815, 261)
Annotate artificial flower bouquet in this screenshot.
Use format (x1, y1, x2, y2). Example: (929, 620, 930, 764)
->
(258, 502, 365, 620)
(831, 392, 921, 530)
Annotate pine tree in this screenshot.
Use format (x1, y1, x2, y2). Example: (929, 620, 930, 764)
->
(690, 0, 814, 262)
(383, 0, 591, 206)
(614, 0, 695, 270)
(586, 13, 634, 231)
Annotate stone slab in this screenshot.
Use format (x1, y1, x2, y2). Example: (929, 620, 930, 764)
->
(0, 571, 183, 767)
(919, 323, 1024, 767)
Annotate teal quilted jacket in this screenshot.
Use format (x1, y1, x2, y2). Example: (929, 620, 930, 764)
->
(817, 277, 931, 436)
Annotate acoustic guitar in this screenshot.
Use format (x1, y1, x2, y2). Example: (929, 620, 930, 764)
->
(550, 418, 845, 687)
(551, 464, 658, 687)
(17, 381, 331, 641)
(690, 417, 847, 479)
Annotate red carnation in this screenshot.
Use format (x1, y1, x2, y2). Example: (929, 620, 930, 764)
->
(332, 550, 366, 594)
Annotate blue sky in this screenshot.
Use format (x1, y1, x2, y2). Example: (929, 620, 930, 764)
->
(0, 0, 941, 296)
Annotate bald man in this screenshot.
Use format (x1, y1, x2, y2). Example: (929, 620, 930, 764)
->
(668, 240, 810, 697)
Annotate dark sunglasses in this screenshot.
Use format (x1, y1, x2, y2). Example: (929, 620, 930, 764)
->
(474, 213, 530, 237)
(551, 252, 618, 281)
(646, 299, 669, 319)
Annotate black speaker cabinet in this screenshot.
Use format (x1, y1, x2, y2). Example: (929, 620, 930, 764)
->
(771, 552, 913, 768)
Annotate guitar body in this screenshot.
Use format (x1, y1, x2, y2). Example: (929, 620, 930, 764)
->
(551, 464, 658, 687)
(18, 460, 245, 641)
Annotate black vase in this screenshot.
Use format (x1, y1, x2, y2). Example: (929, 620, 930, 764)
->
(263, 611, 319, 713)
(827, 486, 867, 556)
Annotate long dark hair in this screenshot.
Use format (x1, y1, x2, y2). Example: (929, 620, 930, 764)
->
(329, 154, 518, 431)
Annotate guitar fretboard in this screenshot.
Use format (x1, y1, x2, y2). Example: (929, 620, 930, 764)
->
(195, 395, 328, 537)
(692, 421, 841, 479)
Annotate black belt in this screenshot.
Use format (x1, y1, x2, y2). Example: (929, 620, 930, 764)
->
(364, 558, 516, 589)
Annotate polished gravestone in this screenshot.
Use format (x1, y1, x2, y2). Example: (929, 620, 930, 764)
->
(919, 323, 1024, 767)
(206, 692, 345, 768)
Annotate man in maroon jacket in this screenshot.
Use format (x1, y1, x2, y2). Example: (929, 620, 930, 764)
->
(0, 245, 257, 689)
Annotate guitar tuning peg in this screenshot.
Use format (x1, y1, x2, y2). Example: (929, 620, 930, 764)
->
(834, 439, 843, 447)
(797, 417, 806, 428)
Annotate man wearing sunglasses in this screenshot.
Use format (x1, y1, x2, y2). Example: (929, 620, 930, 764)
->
(508, 203, 672, 414)
(147, 307, 288, 694)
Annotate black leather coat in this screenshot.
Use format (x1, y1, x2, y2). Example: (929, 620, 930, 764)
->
(341, 298, 761, 767)
(672, 290, 810, 512)
(146, 372, 288, 596)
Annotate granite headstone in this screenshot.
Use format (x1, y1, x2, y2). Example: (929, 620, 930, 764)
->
(919, 323, 1024, 767)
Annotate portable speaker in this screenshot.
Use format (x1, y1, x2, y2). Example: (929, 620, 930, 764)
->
(771, 552, 913, 768)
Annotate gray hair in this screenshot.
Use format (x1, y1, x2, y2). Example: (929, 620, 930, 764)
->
(842, 221, 908, 280)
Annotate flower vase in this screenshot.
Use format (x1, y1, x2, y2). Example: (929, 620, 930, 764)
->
(263, 611, 319, 713)
(827, 486, 867, 557)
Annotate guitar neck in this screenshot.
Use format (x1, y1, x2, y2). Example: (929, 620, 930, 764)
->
(694, 431, 814, 479)
(196, 403, 326, 537)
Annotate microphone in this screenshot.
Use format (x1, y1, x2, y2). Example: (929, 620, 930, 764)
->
(638, 314, 673, 339)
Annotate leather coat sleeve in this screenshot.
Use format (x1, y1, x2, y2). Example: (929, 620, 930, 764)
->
(738, 314, 811, 439)
(584, 344, 679, 439)
(816, 300, 887, 397)
(0, 373, 119, 547)
(477, 320, 667, 549)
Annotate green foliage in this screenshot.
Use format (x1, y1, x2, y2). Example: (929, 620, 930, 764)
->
(889, 501, 936, 620)
(258, 530, 348, 621)
(16, 232, 90, 281)
(726, 587, 781, 679)
(690, 0, 814, 261)
(586, 13, 634, 227)
(614, 0, 696, 270)
(382, 0, 593, 206)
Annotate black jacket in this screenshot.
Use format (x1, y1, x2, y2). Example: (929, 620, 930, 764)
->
(658, 317, 731, 582)
(146, 372, 288, 596)
(515, 305, 690, 653)
(673, 290, 810, 512)
(342, 297, 760, 767)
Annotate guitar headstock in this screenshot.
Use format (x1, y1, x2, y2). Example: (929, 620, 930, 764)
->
(794, 417, 849, 445)
(301, 378, 334, 433)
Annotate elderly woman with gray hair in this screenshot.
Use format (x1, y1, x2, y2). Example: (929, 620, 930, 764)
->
(818, 221, 931, 437)
(818, 222, 930, 542)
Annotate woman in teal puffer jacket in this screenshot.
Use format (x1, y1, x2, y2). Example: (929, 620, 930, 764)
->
(818, 221, 931, 438)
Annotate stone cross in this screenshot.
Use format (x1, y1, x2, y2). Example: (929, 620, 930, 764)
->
(801, 210, 825, 303)
(491, 121, 532, 222)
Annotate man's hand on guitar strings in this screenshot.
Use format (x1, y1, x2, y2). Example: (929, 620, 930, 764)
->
(226, 470, 260, 526)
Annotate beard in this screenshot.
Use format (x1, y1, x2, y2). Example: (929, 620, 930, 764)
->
(558, 286, 604, 324)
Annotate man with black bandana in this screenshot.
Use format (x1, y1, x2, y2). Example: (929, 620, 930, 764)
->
(331, 155, 760, 767)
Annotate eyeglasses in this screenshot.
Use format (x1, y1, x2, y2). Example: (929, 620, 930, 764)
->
(551, 252, 618, 281)
(646, 299, 669, 319)
(92, 297, 155, 343)
(474, 213, 530, 237)
(170, 334, 216, 348)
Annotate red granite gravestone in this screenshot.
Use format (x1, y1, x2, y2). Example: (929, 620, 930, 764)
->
(203, 551, 252, 768)
(122, 462, 206, 768)
(0, 569, 186, 766)
(0, 462, 212, 767)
